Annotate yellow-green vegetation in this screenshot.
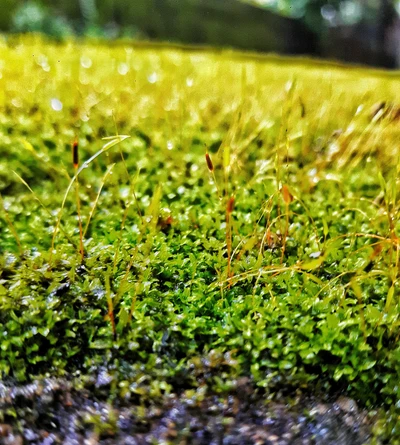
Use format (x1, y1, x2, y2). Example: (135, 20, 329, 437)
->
(1, 36, 400, 439)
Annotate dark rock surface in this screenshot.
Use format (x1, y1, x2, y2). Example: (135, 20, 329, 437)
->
(0, 378, 373, 444)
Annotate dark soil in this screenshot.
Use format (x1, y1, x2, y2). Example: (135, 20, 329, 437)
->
(0, 378, 372, 445)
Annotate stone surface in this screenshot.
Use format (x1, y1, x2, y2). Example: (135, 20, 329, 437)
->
(0, 378, 373, 445)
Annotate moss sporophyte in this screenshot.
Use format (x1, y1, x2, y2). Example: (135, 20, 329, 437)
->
(0, 36, 399, 441)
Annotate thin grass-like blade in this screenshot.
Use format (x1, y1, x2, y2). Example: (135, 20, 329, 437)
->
(50, 135, 130, 262)
(83, 163, 115, 238)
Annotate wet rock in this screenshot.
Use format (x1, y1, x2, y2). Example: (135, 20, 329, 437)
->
(0, 378, 373, 445)
(0, 425, 12, 437)
(84, 432, 99, 445)
(3, 435, 23, 445)
(96, 369, 113, 388)
(41, 434, 58, 445)
(23, 429, 39, 441)
(315, 403, 329, 415)
(122, 438, 139, 445)
(336, 396, 358, 413)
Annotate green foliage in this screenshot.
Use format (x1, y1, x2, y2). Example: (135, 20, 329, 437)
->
(249, 0, 398, 33)
(9, 0, 141, 40)
(12, 1, 73, 39)
(0, 36, 400, 438)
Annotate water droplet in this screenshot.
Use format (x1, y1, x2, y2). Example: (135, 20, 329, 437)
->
(167, 141, 174, 150)
(186, 77, 194, 87)
(92, 286, 105, 300)
(356, 105, 364, 115)
(119, 186, 130, 199)
(308, 168, 317, 177)
(80, 56, 92, 69)
(118, 62, 129, 75)
(96, 369, 113, 387)
(5, 253, 17, 266)
(147, 72, 158, 84)
(328, 142, 340, 156)
(11, 98, 22, 108)
(37, 55, 50, 72)
(51, 98, 63, 112)
(80, 112, 89, 122)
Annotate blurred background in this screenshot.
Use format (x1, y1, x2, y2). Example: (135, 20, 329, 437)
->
(1, 0, 399, 68)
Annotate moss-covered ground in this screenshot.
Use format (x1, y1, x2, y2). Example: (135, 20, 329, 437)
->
(0, 36, 400, 442)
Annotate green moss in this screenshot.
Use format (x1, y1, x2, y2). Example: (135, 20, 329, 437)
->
(0, 36, 400, 439)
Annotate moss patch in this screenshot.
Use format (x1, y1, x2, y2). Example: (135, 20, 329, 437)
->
(0, 36, 400, 441)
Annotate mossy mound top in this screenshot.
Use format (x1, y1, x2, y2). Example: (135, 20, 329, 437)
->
(0, 36, 399, 439)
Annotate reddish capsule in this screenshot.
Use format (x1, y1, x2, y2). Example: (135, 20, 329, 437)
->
(281, 185, 293, 204)
(227, 196, 235, 214)
(72, 139, 79, 169)
(205, 152, 214, 172)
